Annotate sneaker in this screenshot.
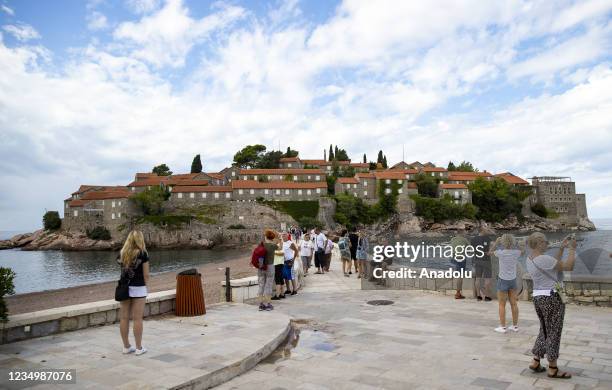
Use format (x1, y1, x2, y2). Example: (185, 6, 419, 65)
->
(284, 290, 291, 295)
(135, 347, 148, 356)
(494, 326, 507, 333)
(291, 291, 297, 295)
(258, 303, 265, 311)
(271, 296, 280, 300)
(265, 304, 274, 311)
(484, 296, 492, 302)
(509, 325, 519, 332)
(349, 271, 352, 275)
(477, 296, 483, 301)
(122, 346, 136, 354)
(280, 294, 286, 299)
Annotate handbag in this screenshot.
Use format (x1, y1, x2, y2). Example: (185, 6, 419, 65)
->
(115, 273, 131, 301)
(529, 258, 567, 304)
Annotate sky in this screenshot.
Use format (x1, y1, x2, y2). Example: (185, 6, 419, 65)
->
(0, 0, 611, 231)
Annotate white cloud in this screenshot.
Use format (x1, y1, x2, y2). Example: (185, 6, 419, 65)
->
(113, 0, 246, 67)
(2, 23, 40, 41)
(1, 4, 14, 16)
(87, 11, 109, 31)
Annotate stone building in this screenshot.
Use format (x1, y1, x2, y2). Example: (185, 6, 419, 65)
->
(438, 183, 472, 205)
(238, 168, 325, 182)
(529, 176, 588, 221)
(63, 187, 134, 233)
(278, 157, 303, 169)
(232, 180, 327, 201)
(168, 185, 233, 205)
(447, 171, 493, 185)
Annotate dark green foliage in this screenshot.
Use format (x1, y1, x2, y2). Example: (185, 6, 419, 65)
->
(338, 166, 355, 178)
(152, 163, 172, 176)
(368, 162, 377, 170)
(382, 155, 388, 169)
(297, 216, 323, 230)
(259, 200, 319, 221)
(468, 177, 531, 222)
(43, 211, 61, 230)
(257, 150, 284, 168)
(132, 186, 167, 216)
(334, 193, 376, 228)
(335, 148, 349, 161)
(447, 161, 477, 172)
(233, 144, 267, 168)
(326, 175, 337, 195)
(414, 173, 439, 198)
(329, 144, 334, 161)
(86, 226, 111, 240)
(0, 267, 16, 322)
(228, 224, 246, 229)
(531, 202, 548, 218)
(411, 194, 477, 222)
(363, 154, 367, 163)
(283, 147, 299, 158)
(191, 154, 202, 173)
(377, 150, 383, 164)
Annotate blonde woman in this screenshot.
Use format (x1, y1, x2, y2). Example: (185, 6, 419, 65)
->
(489, 234, 524, 333)
(118, 231, 150, 356)
(525, 232, 576, 379)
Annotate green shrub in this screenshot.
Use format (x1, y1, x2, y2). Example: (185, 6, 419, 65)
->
(531, 202, 548, 218)
(259, 200, 319, 221)
(411, 194, 477, 222)
(414, 173, 438, 198)
(228, 224, 246, 229)
(86, 226, 111, 240)
(334, 193, 376, 228)
(131, 186, 167, 216)
(43, 211, 61, 230)
(0, 267, 16, 322)
(468, 177, 531, 222)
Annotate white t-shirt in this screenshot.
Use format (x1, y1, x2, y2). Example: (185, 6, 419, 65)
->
(315, 232, 327, 251)
(300, 240, 313, 257)
(494, 249, 521, 280)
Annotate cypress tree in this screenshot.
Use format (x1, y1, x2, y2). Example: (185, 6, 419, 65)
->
(363, 154, 367, 163)
(329, 144, 334, 161)
(191, 154, 202, 173)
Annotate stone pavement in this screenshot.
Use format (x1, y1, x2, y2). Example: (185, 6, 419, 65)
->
(0, 303, 290, 389)
(218, 261, 612, 390)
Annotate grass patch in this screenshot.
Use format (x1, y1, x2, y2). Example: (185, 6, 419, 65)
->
(259, 200, 319, 221)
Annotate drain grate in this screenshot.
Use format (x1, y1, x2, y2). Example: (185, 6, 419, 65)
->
(367, 300, 394, 306)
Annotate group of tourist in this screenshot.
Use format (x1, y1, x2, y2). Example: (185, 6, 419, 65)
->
(113, 226, 578, 379)
(451, 228, 577, 379)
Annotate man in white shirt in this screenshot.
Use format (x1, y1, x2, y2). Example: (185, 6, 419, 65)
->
(313, 227, 327, 274)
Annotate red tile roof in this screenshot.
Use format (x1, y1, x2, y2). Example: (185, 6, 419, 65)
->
(135, 172, 158, 180)
(337, 177, 359, 184)
(447, 171, 492, 181)
(391, 169, 419, 174)
(167, 179, 209, 186)
(440, 183, 468, 189)
(356, 172, 376, 178)
(494, 172, 529, 185)
(300, 159, 327, 165)
(374, 171, 412, 180)
(71, 185, 124, 195)
(127, 178, 169, 187)
(422, 166, 447, 172)
(280, 157, 300, 162)
(232, 180, 327, 189)
(80, 189, 131, 200)
(239, 168, 325, 175)
(350, 163, 369, 168)
(68, 199, 86, 207)
(206, 173, 225, 180)
(172, 185, 232, 193)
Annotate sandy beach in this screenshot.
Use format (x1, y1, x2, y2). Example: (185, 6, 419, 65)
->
(6, 255, 256, 315)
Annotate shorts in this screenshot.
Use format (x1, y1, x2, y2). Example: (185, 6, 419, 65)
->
(350, 248, 357, 260)
(301, 256, 311, 268)
(497, 278, 517, 292)
(453, 260, 466, 271)
(128, 286, 147, 298)
(283, 263, 294, 280)
(274, 264, 284, 285)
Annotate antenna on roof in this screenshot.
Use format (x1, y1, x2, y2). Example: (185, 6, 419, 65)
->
(402, 144, 405, 162)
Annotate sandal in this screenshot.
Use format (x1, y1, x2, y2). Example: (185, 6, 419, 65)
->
(529, 358, 546, 373)
(547, 366, 571, 379)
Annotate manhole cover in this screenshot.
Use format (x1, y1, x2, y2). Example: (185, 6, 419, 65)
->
(367, 300, 394, 306)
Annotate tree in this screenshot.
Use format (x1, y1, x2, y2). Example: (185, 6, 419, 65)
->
(283, 147, 299, 158)
(447, 161, 457, 171)
(335, 147, 349, 161)
(329, 144, 334, 161)
(43, 211, 61, 230)
(382, 155, 388, 169)
(448, 160, 477, 172)
(132, 187, 167, 216)
(377, 150, 384, 164)
(191, 154, 202, 173)
(0, 267, 16, 322)
(152, 164, 172, 176)
(233, 144, 267, 168)
(414, 173, 438, 198)
(256, 150, 283, 168)
(468, 177, 531, 222)
(363, 154, 367, 163)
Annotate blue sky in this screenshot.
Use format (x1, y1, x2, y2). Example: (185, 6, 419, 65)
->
(1, 0, 611, 230)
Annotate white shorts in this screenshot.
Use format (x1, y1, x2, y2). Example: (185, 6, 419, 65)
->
(128, 286, 147, 298)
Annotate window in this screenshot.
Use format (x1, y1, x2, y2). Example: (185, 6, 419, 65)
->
(131, 187, 135, 191)
(118, 212, 121, 218)
(102, 200, 105, 206)
(239, 189, 244, 195)
(454, 191, 459, 198)
(288, 163, 292, 167)
(250, 189, 255, 195)
(316, 175, 321, 180)
(386, 179, 391, 184)
(253, 175, 258, 181)
(202, 193, 207, 198)
(225, 193, 230, 198)
(398, 189, 403, 194)
(118, 201, 122, 206)
(298, 189, 303, 195)
(397, 180, 403, 184)
(293, 175, 298, 181)
(307, 190, 311, 195)
(112, 201, 116, 208)
(178, 193, 183, 199)
(307, 175, 311, 180)
(214, 193, 219, 199)
(111, 213, 115, 220)
(364, 181, 367, 186)
(190, 193, 195, 199)
(73, 210, 78, 217)
(364, 191, 368, 196)
(285, 189, 290, 195)
(385, 188, 391, 194)
(231, 171, 235, 176)
(276, 189, 281, 195)
(264, 189, 269, 194)
(316, 188, 321, 194)
(353, 184, 357, 189)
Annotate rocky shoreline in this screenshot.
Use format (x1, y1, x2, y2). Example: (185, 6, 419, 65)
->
(0, 214, 596, 251)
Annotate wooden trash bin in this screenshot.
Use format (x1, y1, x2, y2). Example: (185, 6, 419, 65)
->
(175, 272, 206, 316)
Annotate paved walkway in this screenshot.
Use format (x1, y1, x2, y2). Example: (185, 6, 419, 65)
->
(0, 304, 290, 389)
(219, 261, 612, 390)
